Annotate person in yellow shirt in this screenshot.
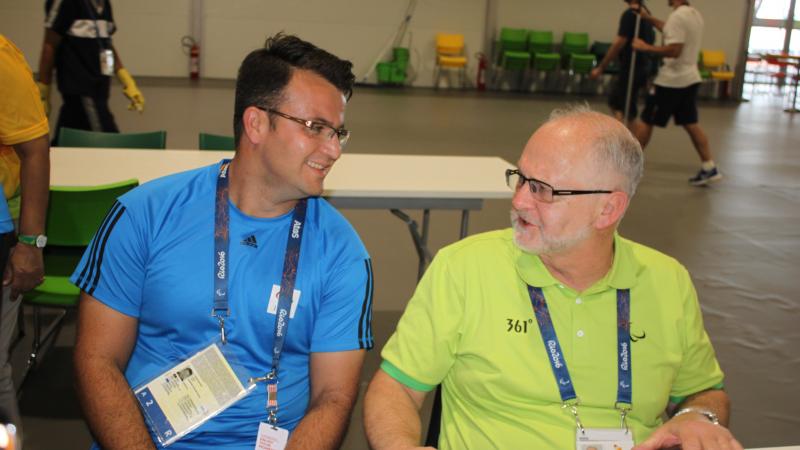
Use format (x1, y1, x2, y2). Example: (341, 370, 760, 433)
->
(37, 0, 145, 144)
(0, 34, 51, 438)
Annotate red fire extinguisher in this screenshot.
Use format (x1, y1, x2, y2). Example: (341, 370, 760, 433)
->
(476, 52, 487, 91)
(190, 43, 200, 80)
(182, 36, 200, 80)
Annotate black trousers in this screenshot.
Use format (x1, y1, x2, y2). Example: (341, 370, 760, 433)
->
(52, 93, 119, 145)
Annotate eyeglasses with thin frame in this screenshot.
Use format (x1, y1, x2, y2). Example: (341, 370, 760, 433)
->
(256, 106, 350, 148)
(505, 169, 612, 203)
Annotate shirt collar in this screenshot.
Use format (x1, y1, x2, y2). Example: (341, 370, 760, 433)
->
(514, 232, 641, 291)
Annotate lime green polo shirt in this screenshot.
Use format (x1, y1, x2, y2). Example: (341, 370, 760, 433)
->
(381, 229, 724, 449)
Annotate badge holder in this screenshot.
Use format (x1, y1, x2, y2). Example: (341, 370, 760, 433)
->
(133, 340, 257, 446)
(99, 48, 114, 76)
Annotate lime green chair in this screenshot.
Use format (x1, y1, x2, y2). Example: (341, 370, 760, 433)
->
(493, 28, 530, 90)
(199, 133, 235, 150)
(561, 32, 596, 93)
(528, 30, 562, 91)
(19, 179, 139, 389)
(59, 127, 167, 149)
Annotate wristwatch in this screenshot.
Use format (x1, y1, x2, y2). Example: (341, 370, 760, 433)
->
(673, 407, 720, 425)
(18, 234, 47, 248)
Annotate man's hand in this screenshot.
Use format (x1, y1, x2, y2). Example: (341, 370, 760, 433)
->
(2, 244, 44, 299)
(632, 38, 649, 52)
(116, 68, 145, 112)
(633, 412, 743, 450)
(589, 67, 603, 80)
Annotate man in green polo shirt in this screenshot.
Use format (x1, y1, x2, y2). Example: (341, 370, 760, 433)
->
(364, 105, 741, 450)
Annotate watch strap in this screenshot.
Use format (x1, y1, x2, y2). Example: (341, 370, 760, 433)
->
(673, 407, 720, 425)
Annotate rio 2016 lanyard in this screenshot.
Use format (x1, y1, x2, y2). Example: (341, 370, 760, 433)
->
(527, 285, 632, 433)
(212, 159, 308, 426)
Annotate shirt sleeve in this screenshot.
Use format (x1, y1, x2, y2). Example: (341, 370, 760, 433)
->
(618, 9, 636, 39)
(380, 251, 465, 391)
(0, 39, 49, 145)
(669, 268, 725, 400)
(663, 13, 687, 45)
(70, 200, 148, 318)
(45, 0, 76, 35)
(310, 253, 374, 352)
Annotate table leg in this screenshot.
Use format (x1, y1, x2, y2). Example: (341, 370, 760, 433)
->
(785, 65, 800, 113)
(459, 210, 470, 239)
(390, 209, 432, 282)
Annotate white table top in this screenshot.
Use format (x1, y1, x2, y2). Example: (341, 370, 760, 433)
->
(51, 147, 513, 203)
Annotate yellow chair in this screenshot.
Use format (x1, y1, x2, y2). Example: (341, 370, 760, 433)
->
(434, 33, 469, 89)
(701, 50, 734, 81)
(700, 50, 734, 99)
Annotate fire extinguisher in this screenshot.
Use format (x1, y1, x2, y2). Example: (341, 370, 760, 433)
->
(476, 52, 487, 91)
(182, 36, 200, 80)
(190, 43, 200, 80)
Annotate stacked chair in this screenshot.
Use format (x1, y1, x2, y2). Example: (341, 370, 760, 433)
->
(561, 32, 596, 93)
(590, 41, 617, 94)
(19, 179, 139, 390)
(492, 28, 530, 91)
(433, 33, 469, 89)
(699, 50, 735, 99)
(528, 30, 561, 92)
(199, 132, 235, 150)
(58, 127, 167, 149)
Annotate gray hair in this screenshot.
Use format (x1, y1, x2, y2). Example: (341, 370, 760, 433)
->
(547, 104, 644, 197)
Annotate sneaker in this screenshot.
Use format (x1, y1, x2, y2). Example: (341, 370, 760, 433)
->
(688, 167, 723, 186)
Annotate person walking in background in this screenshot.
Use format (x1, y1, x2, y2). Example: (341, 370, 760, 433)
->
(37, 0, 145, 144)
(590, 0, 656, 129)
(631, 0, 722, 186)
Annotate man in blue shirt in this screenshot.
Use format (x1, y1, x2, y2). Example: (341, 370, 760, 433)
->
(72, 33, 373, 450)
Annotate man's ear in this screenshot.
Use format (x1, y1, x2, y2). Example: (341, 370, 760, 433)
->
(242, 106, 268, 146)
(595, 191, 630, 230)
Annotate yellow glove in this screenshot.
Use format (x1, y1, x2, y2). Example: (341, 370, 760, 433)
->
(36, 82, 51, 116)
(116, 67, 145, 112)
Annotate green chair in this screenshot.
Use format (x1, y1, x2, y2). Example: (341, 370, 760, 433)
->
(528, 30, 562, 91)
(561, 32, 595, 93)
(59, 127, 167, 149)
(591, 41, 619, 75)
(19, 179, 139, 390)
(199, 132, 235, 150)
(493, 28, 530, 90)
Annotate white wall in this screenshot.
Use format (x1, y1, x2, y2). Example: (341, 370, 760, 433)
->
(202, 0, 486, 84)
(0, 0, 748, 85)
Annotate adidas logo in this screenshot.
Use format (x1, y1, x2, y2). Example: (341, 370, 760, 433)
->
(241, 235, 258, 248)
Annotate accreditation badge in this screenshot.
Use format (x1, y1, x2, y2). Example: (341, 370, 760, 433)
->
(254, 422, 289, 450)
(99, 49, 114, 76)
(133, 341, 257, 446)
(576, 428, 634, 450)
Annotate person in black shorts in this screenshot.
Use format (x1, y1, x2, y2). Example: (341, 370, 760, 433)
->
(631, 0, 722, 186)
(37, 0, 146, 145)
(590, 0, 655, 128)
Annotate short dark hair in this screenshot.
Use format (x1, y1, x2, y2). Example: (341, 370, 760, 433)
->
(233, 33, 355, 146)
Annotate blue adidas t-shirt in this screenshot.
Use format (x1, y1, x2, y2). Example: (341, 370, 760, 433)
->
(71, 161, 374, 449)
(0, 197, 11, 233)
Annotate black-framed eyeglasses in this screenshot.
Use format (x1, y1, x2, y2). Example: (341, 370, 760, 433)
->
(505, 169, 612, 203)
(256, 107, 350, 148)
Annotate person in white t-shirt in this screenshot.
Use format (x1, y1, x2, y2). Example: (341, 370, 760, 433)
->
(631, 0, 722, 186)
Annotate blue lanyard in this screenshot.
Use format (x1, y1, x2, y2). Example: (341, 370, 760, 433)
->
(212, 160, 307, 423)
(527, 286, 632, 421)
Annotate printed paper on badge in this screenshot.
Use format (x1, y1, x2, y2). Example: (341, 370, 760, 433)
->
(135, 343, 250, 445)
(576, 428, 634, 450)
(255, 422, 289, 450)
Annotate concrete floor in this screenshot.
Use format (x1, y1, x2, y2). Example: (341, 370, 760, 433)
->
(12, 80, 800, 449)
